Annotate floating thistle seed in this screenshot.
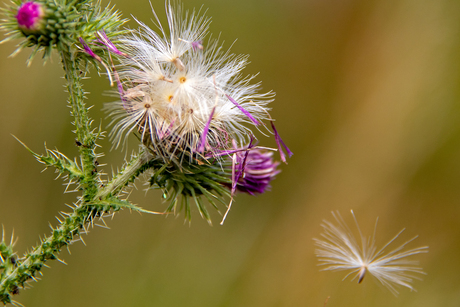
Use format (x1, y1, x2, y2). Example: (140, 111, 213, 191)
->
(15, 1, 44, 31)
(314, 211, 428, 295)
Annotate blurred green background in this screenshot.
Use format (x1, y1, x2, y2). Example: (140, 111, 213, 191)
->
(1, 0, 460, 306)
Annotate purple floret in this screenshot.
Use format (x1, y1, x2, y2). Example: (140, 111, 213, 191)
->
(234, 147, 280, 195)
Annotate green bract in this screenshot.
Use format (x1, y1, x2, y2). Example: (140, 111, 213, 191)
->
(146, 153, 232, 225)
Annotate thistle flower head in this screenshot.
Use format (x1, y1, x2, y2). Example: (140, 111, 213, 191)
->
(314, 210, 428, 295)
(15, 1, 44, 31)
(105, 3, 275, 161)
(93, 2, 291, 223)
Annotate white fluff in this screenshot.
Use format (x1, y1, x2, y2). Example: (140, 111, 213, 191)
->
(314, 210, 428, 295)
(106, 2, 274, 159)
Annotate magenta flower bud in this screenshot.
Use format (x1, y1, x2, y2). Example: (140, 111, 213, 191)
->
(15, 1, 44, 31)
(235, 148, 280, 195)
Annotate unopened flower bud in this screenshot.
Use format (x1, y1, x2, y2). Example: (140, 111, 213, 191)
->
(15, 1, 44, 31)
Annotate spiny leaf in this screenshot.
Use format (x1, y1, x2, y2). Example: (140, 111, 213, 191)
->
(13, 135, 84, 179)
(90, 197, 162, 215)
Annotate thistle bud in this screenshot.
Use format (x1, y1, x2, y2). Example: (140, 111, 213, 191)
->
(15, 1, 44, 32)
(2, 0, 127, 63)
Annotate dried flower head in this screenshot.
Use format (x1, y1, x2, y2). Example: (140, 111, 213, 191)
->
(314, 210, 428, 295)
(104, 3, 277, 161)
(79, 2, 292, 222)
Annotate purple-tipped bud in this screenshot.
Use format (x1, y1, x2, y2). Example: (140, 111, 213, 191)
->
(234, 148, 281, 195)
(15, 1, 44, 31)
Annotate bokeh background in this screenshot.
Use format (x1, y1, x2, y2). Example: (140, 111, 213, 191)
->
(1, 0, 460, 306)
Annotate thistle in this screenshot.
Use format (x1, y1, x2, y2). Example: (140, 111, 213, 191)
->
(93, 2, 290, 221)
(0, 0, 289, 304)
(314, 211, 428, 295)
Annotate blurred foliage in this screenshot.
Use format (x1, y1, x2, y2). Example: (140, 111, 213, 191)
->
(1, 0, 460, 306)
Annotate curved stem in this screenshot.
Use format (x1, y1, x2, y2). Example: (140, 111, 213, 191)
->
(96, 150, 153, 199)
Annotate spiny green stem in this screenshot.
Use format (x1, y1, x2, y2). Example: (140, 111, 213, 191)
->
(0, 206, 86, 304)
(60, 48, 99, 201)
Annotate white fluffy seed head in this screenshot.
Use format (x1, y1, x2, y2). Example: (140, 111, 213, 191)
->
(106, 2, 274, 160)
(314, 210, 428, 295)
